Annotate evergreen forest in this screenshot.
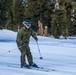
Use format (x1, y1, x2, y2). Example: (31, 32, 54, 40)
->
(0, 0, 76, 38)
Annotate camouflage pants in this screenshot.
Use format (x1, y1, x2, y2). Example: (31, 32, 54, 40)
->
(18, 45, 33, 65)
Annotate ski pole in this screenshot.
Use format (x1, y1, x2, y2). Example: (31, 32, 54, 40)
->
(36, 41, 43, 59)
(0, 45, 22, 56)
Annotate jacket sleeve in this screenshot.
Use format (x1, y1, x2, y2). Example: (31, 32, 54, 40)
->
(16, 30, 23, 46)
(31, 29, 38, 41)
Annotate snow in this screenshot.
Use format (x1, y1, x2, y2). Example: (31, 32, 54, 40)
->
(0, 29, 16, 41)
(0, 29, 76, 75)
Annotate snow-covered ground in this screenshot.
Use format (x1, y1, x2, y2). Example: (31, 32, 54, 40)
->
(0, 29, 76, 75)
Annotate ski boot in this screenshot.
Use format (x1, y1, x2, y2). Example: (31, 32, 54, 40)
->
(29, 63, 39, 68)
(21, 64, 30, 69)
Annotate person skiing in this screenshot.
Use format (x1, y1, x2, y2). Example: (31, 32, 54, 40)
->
(16, 20, 38, 69)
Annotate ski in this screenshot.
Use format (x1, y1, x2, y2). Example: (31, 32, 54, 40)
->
(30, 66, 55, 72)
(8, 64, 55, 72)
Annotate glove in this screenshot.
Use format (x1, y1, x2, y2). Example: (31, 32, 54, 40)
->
(35, 37, 38, 41)
(22, 43, 26, 47)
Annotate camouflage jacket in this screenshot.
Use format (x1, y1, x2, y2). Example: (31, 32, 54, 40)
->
(16, 27, 37, 46)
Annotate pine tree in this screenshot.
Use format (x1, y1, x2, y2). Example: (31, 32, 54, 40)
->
(70, 1, 76, 35)
(0, 0, 13, 29)
(24, 0, 52, 31)
(0, 0, 7, 27)
(12, 0, 25, 30)
(51, 9, 71, 39)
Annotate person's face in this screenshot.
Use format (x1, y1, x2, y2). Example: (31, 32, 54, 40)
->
(25, 25, 30, 29)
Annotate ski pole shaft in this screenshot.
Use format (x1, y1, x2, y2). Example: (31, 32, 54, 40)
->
(36, 41, 43, 59)
(0, 45, 22, 56)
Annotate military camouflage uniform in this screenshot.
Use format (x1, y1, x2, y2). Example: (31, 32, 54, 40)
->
(16, 27, 38, 65)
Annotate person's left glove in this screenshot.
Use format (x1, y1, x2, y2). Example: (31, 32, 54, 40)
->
(35, 37, 38, 41)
